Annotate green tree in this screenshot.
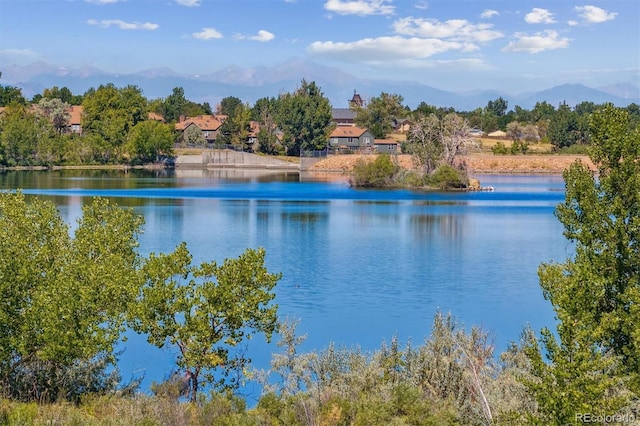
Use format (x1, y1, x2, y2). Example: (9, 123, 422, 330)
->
(82, 84, 148, 162)
(0, 102, 52, 166)
(523, 104, 640, 423)
(487, 96, 508, 116)
(41, 86, 82, 105)
(353, 92, 405, 138)
(132, 245, 281, 402)
(276, 80, 334, 156)
(253, 97, 281, 155)
(126, 120, 174, 164)
(0, 193, 144, 401)
(218, 96, 243, 117)
(0, 72, 26, 106)
(159, 87, 188, 123)
(548, 102, 584, 149)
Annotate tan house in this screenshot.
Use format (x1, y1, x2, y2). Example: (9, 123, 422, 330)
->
(175, 115, 224, 144)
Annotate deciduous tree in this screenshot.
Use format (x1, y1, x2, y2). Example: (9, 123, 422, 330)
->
(132, 245, 281, 402)
(523, 104, 640, 422)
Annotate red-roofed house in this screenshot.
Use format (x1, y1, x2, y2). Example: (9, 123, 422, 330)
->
(68, 105, 83, 134)
(175, 115, 224, 144)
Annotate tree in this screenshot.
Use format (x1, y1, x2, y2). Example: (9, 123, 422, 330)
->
(0, 72, 26, 106)
(406, 113, 476, 174)
(523, 104, 640, 422)
(132, 245, 281, 402)
(353, 92, 405, 138)
(36, 98, 71, 133)
(0, 102, 52, 166)
(182, 124, 206, 147)
(253, 97, 281, 155)
(218, 96, 243, 117)
(82, 84, 148, 162)
(547, 102, 585, 149)
(126, 120, 174, 164)
(160, 87, 188, 123)
(0, 193, 144, 402)
(486, 96, 508, 117)
(276, 80, 333, 156)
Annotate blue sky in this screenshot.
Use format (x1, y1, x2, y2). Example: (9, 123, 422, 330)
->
(0, 0, 638, 93)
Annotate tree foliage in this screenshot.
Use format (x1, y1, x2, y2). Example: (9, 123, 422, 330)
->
(0, 192, 144, 401)
(353, 92, 406, 138)
(523, 104, 640, 422)
(126, 120, 174, 164)
(406, 112, 476, 174)
(82, 84, 148, 162)
(276, 80, 333, 155)
(132, 245, 280, 402)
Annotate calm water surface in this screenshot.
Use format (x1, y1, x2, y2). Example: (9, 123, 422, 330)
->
(1, 168, 569, 400)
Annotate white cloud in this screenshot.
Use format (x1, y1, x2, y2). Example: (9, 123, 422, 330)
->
(235, 30, 275, 42)
(308, 36, 475, 63)
(392, 17, 503, 43)
(192, 28, 223, 40)
(87, 19, 158, 30)
(575, 5, 617, 24)
(84, 0, 124, 4)
(567, 20, 578, 26)
(414, 1, 428, 10)
(480, 9, 499, 19)
(324, 0, 394, 16)
(0, 48, 39, 63)
(503, 30, 570, 53)
(525, 8, 556, 24)
(175, 0, 200, 6)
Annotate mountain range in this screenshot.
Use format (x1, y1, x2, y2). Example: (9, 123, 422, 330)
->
(2, 59, 639, 111)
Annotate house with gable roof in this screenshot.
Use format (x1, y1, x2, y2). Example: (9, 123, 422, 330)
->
(328, 126, 375, 151)
(175, 115, 224, 144)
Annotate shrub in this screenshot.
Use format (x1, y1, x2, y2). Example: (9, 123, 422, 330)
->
(351, 154, 400, 187)
(492, 141, 509, 155)
(427, 165, 468, 190)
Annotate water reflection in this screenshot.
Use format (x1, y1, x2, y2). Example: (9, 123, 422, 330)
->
(0, 170, 565, 394)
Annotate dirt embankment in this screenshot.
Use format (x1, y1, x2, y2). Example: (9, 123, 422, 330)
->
(310, 154, 596, 174)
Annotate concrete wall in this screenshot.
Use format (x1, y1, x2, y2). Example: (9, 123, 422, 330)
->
(176, 150, 299, 170)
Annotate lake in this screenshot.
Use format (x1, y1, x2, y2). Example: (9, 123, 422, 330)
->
(1, 168, 569, 401)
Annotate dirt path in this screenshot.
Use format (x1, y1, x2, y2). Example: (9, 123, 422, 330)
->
(310, 154, 596, 174)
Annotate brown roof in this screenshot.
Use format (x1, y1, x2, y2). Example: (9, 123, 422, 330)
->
(175, 115, 223, 131)
(330, 126, 368, 138)
(148, 112, 165, 122)
(68, 105, 83, 125)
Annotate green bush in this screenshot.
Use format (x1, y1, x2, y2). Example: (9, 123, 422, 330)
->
(492, 141, 509, 154)
(427, 165, 468, 190)
(351, 154, 400, 187)
(558, 143, 590, 154)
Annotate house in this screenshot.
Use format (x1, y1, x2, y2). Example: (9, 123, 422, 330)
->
(374, 138, 400, 153)
(468, 128, 483, 137)
(175, 115, 224, 144)
(331, 108, 356, 126)
(392, 118, 411, 134)
(68, 105, 83, 134)
(328, 126, 374, 151)
(487, 130, 507, 138)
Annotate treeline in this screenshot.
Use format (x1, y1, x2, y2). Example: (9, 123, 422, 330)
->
(2, 72, 640, 167)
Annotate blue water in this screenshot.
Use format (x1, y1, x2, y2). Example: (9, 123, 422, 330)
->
(1, 170, 569, 402)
